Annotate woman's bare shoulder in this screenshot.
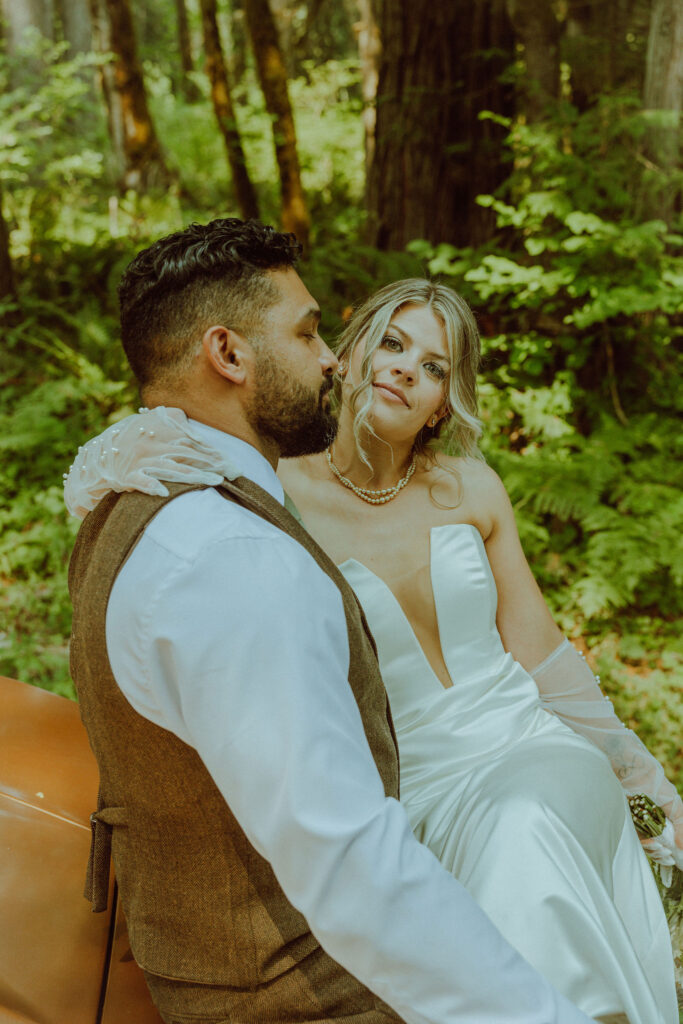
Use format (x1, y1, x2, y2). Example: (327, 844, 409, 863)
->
(433, 453, 508, 502)
(429, 454, 513, 535)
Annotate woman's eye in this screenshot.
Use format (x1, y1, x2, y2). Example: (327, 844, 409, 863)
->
(425, 362, 446, 380)
(382, 335, 402, 351)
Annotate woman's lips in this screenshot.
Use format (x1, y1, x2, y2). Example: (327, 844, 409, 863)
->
(373, 383, 409, 406)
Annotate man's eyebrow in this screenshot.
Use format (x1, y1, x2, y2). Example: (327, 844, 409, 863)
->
(297, 306, 321, 326)
(387, 322, 450, 363)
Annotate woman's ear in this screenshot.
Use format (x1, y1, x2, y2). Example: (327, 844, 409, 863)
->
(202, 326, 250, 385)
(427, 405, 449, 428)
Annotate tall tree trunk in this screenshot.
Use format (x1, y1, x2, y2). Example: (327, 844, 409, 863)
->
(199, 0, 260, 220)
(505, 0, 560, 119)
(54, 0, 97, 117)
(367, 0, 514, 251)
(269, 0, 297, 76)
(354, 0, 380, 180)
(1, 0, 54, 85)
(228, 0, 248, 82)
(90, 0, 171, 192)
(564, 0, 638, 110)
(642, 0, 683, 222)
(293, 0, 328, 57)
(55, 0, 92, 55)
(175, 0, 202, 102)
(0, 182, 16, 306)
(1, 0, 53, 48)
(89, 0, 125, 176)
(244, 0, 310, 249)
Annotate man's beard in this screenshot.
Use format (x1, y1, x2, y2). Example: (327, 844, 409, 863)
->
(247, 350, 338, 458)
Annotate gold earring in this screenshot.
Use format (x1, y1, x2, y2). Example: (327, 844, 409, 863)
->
(429, 414, 438, 428)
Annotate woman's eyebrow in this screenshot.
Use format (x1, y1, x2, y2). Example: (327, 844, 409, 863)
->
(387, 322, 450, 363)
(386, 322, 409, 339)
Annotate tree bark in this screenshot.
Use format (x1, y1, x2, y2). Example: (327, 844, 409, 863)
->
(175, 0, 202, 102)
(505, 0, 560, 119)
(90, 0, 171, 192)
(564, 0, 638, 109)
(244, 0, 310, 249)
(55, 0, 92, 55)
(293, 0, 356, 67)
(642, 0, 683, 221)
(269, 0, 297, 76)
(367, 0, 515, 250)
(228, 0, 248, 82)
(0, 182, 16, 305)
(89, 0, 125, 175)
(354, 0, 380, 178)
(1, 0, 53, 49)
(53, 0, 98, 117)
(199, 0, 260, 220)
(1, 0, 54, 85)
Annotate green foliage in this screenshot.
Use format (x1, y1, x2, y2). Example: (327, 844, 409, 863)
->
(1, 39, 110, 249)
(0, 290, 135, 697)
(144, 58, 365, 236)
(415, 95, 682, 789)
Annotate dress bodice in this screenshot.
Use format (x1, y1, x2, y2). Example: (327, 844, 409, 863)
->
(339, 524, 553, 777)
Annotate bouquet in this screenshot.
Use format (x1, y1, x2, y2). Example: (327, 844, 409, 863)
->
(629, 795, 683, 887)
(629, 794, 683, 991)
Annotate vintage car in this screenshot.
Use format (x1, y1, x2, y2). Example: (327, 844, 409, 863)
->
(0, 674, 162, 1023)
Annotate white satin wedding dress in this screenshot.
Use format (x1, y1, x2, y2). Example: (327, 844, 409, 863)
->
(340, 524, 677, 1024)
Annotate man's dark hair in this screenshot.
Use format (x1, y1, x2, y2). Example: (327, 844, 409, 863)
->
(118, 218, 302, 390)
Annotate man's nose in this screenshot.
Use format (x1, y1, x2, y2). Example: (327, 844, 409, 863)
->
(319, 338, 338, 376)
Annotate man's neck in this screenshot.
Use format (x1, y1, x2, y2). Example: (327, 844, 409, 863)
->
(146, 398, 280, 470)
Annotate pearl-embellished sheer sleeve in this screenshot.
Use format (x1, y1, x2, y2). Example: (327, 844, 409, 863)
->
(532, 638, 683, 863)
(64, 407, 235, 519)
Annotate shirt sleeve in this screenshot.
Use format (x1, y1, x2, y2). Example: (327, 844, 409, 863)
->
(107, 523, 593, 1024)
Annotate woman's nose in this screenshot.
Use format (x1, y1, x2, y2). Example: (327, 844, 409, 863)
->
(391, 361, 415, 382)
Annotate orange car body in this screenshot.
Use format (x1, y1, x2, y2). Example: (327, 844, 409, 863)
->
(0, 675, 162, 1024)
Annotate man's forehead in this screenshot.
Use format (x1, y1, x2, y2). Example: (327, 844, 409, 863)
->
(267, 267, 319, 318)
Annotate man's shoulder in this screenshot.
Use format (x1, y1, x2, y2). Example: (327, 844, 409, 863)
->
(141, 486, 289, 563)
(110, 483, 344, 640)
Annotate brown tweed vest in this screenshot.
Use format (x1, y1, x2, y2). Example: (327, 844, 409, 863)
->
(69, 477, 404, 1024)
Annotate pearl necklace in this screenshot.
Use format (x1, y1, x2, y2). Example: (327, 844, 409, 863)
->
(325, 447, 417, 504)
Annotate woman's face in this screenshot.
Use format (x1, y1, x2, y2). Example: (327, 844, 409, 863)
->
(346, 303, 450, 443)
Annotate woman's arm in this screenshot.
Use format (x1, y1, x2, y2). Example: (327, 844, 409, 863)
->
(478, 464, 683, 856)
(472, 463, 564, 670)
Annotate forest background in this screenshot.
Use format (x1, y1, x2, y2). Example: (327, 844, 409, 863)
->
(0, 0, 681, 799)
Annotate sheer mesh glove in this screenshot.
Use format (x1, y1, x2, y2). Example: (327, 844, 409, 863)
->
(63, 406, 236, 519)
(531, 638, 683, 869)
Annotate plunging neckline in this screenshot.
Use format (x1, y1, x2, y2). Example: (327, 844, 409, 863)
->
(338, 523, 484, 694)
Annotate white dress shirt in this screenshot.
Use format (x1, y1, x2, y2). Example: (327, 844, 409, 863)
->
(106, 421, 593, 1024)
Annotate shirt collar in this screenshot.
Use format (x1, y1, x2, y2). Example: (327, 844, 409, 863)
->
(188, 419, 285, 505)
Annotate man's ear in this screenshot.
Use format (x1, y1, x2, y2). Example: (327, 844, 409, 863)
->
(202, 325, 251, 385)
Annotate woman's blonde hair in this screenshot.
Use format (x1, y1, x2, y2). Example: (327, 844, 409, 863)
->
(336, 279, 482, 470)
